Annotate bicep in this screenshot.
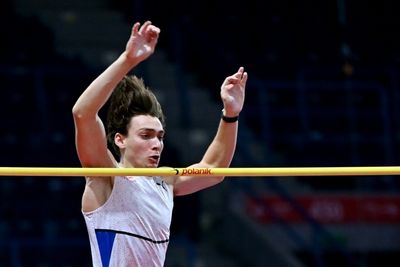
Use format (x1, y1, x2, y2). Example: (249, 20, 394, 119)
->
(74, 114, 116, 167)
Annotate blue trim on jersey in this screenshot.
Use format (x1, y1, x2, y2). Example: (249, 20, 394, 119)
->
(95, 229, 116, 267)
(96, 228, 169, 244)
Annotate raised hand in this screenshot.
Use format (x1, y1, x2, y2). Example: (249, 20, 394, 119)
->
(125, 21, 160, 63)
(220, 67, 248, 117)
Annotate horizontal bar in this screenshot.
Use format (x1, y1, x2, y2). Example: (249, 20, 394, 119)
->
(0, 166, 400, 177)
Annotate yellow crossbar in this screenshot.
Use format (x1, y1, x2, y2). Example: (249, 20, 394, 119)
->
(0, 166, 400, 177)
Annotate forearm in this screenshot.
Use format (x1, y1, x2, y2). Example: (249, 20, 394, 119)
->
(200, 119, 238, 167)
(72, 52, 139, 117)
(201, 65, 246, 167)
(171, 66, 246, 195)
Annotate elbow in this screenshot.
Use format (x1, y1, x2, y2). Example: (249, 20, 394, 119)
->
(72, 104, 81, 118)
(72, 103, 95, 121)
(72, 101, 84, 116)
(210, 175, 225, 185)
(215, 176, 225, 184)
(72, 105, 86, 122)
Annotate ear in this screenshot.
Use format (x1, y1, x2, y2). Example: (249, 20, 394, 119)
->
(114, 133, 126, 149)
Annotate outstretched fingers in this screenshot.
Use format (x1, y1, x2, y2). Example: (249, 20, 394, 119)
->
(132, 21, 160, 43)
(236, 67, 248, 87)
(236, 66, 244, 77)
(130, 21, 153, 36)
(139, 20, 152, 35)
(226, 67, 247, 84)
(131, 22, 141, 36)
(240, 71, 248, 86)
(147, 25, 160, 42)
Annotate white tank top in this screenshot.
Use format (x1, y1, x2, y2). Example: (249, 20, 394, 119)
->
(82, 176, 174, 267)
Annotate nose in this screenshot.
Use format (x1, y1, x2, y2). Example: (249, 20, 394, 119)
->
(151, 137, 163, 151)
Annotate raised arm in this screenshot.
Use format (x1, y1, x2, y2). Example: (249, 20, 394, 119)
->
(172, 67, 248, 196)
(72, 21, 160, 168)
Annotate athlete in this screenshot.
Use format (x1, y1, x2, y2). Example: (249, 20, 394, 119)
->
(72, 20, 247, 266)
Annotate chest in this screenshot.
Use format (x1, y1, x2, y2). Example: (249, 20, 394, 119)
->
(116, 176, 174, 227)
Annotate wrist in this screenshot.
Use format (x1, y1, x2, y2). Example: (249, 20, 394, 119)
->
(222, 108, 239, 117)
(120, 52, 141, 67)
(221, 109, 239, 123)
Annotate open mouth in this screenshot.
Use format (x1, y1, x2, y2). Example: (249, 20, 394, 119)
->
(149, 155, 160, 163)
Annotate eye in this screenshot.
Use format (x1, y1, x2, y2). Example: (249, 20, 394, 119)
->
(141, 133, 151, 139)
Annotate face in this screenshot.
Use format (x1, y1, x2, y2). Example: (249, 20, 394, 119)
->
(115, 115, 164, 168)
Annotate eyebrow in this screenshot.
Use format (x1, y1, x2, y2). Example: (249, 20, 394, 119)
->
(139, 128, 165, 134)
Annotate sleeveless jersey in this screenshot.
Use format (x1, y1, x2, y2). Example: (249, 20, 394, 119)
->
(82, 176, 174, 267)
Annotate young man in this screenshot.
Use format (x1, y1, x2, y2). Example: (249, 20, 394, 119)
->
(72, 20, 247, 267)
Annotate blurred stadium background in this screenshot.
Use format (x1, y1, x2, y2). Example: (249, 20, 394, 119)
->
(1, 0, 400, 266)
